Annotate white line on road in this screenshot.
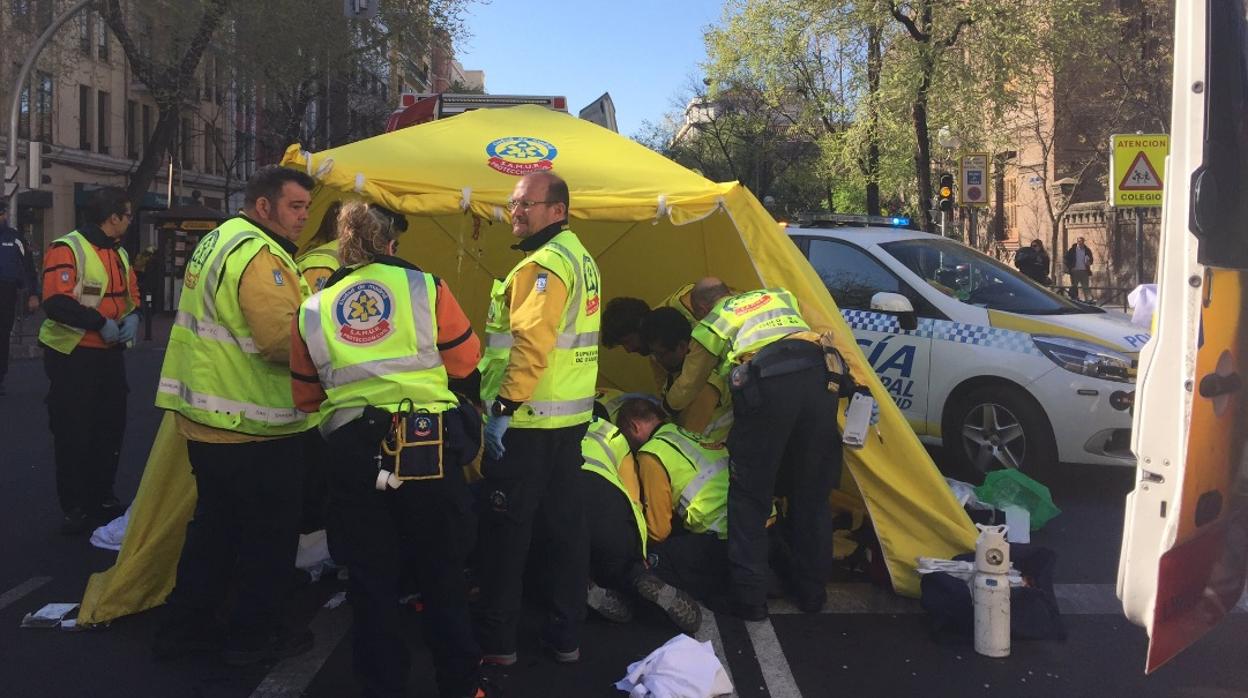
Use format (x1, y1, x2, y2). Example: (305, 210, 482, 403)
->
(744, 617, 803, 698)
(0, 576, 52, 612)
(249, 605, 352, 698)
(695, 603, 737, 698)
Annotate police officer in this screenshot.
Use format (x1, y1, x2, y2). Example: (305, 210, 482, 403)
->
(664, 278, 841, 620)
(39, 187, 140, 533)
(153, 166, 316, 664)
(0, 201, 39, 395)
(290, 201, 486, 698)
(579, 413, 701, 633)
(476, 170, 600, 665)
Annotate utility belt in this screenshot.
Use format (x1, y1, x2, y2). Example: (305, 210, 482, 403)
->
(729, 335, 855, 410)
(357, 394, 482, 491)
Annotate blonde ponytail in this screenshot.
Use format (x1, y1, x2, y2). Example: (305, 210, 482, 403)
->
(337, 201, 403, 266)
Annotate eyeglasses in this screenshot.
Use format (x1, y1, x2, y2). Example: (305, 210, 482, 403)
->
(506, 199, 555, 211)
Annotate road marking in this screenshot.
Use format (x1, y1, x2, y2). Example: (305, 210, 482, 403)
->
(0, 576, 52, 612)
(694, 603, 737, 697)
(744, 617, 803, 698)
(249, 605, 351, 698)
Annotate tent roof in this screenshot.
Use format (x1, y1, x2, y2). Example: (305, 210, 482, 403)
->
(282, 104, 734, 224)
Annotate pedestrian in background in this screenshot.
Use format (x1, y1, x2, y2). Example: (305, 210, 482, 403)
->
(291, 201, 487, 698)
(0, 201, 39, 395)
(1014, 239, 1051, 285)
(38, 187, 140, 534)
(153, 166, 316, 665)
(1064, 236, 1094, 301)
(475, 170, 600, 665)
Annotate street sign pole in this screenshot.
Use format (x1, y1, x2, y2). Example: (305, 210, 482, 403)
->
(1136, 207, 1146, 287)
(5, 0, 94, 227)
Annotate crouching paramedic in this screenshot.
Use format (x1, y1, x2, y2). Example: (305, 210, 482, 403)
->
(665, 278, 842, 620)
(616, 397, 734, 602)
(291, 201, 486, 698)
(579, 413, 700, 634)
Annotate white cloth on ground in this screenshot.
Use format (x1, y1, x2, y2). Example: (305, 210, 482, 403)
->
(615, 633, 734, 698)
(89, 507, 131, 552)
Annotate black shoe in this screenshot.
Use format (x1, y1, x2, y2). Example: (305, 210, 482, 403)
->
(59, 509, 93, 535)
(706, 593, 768, 622)
(93, 497, 126, 524)
(222, 629, 314, 666)
(632, 572, 702, 634)
(795, 591, 826, 614)
(152, 620, 224, 662)
(538, 639, 580, 664)
(586, 582, 634, 624)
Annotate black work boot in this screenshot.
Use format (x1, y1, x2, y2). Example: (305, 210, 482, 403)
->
(633, 571, 703, 634)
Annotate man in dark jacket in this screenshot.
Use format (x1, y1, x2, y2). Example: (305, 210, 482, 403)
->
(0, 202, 40, 395)
(1063, 237, 1094, 301)
(1014, 239, 1050, 284)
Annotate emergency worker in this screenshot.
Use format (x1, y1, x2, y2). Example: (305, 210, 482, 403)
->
(153, 166, 316, 665)
(579, 414, 701, 633)
(600, 283, 694, 391)
(296, 201, 343, 292)
(639, 306, 733, 443)
(291, 201, 486, 698)
(38, 186, 140, 533)
(0, 201, 39, 395)
(664, 278, 841, 620)
(476, 170, 599, 665)
(616, 397, 733, 602)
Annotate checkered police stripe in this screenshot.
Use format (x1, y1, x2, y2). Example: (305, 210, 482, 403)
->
(840, 309, 1042, 356)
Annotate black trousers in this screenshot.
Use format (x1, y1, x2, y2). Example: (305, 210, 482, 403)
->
(326, 419, 480, 698)
(727, 358, 842, 608)
(167, 437, 304, 645)
(476, 423, 589, 654)
(581, 470, 645, 592)
(43, 345, 127, 515)
(649, 531, 729, 603)
(0, 280, 16, 383)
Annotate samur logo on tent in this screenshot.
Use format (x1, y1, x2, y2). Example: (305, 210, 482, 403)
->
(485, 136, 559, 175)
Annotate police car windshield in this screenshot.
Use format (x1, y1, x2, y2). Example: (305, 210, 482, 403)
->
(879, 238, 1088, 315)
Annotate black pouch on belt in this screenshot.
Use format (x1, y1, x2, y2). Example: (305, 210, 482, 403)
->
(383, 400, 444, 481)
(730, 361, 764, 410)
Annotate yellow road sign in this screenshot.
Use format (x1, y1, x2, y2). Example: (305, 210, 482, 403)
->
(1111, 134, 1168, 207)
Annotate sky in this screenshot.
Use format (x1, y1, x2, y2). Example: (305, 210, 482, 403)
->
(454, 0, 725, 139)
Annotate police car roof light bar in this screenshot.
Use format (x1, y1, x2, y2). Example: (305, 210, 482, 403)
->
(794, 213, 912, 228)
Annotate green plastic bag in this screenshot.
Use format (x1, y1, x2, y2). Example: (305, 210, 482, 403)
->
(973, 470, 1061, 530)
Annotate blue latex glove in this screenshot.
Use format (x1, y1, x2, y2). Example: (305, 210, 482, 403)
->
(99, 318, 120, 344)
(118, 314, 140, 344)
(484, 412, 512, 460)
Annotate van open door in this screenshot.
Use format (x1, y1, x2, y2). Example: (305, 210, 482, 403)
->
(1117, 0, 1248, 674)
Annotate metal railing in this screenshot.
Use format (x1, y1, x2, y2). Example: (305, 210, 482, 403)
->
(1048, 284, 1132, 309)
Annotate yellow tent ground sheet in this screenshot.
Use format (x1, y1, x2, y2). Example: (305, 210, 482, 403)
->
(80, 105, 974, 625)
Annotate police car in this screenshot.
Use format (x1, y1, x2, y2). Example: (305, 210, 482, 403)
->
(787, 215, 1149, 473)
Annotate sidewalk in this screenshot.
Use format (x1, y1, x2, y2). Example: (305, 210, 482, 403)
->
(7, 311, 174, 360)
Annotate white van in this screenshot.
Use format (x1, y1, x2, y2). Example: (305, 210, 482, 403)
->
(787, 219, 1150, 474)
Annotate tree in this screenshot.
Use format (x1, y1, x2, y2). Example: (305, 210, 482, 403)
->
(101, 0, 228, 211)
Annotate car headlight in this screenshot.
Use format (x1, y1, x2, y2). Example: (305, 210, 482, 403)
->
(1032, 335, 1133, 383)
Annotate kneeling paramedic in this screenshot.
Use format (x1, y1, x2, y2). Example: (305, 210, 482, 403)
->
(580, 410, 701, 634)
(664, 278, 844, 620)
(290, 201, 487, 698)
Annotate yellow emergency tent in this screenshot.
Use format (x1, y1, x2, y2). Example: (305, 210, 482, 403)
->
(79, 105, 973, 626)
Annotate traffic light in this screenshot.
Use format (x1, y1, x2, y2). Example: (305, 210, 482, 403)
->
(3, 164, 17, 198)
(938, 173, 955, 213)
(28, 141, 51, 189)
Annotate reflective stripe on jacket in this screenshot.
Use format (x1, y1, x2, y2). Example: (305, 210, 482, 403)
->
(638, 423, 729, 538)
(38, 231, 135, 354)
(581, 419, 648, 555)
(692, 288, 810, 377)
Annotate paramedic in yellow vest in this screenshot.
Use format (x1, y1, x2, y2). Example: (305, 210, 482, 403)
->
(579, 412, 701, 634)
(295, 200, 342, 292)
(616, 397, 734, 604)
(476, 171, 600, 665)
(153, 166, 316, 666)
(665, 278, 841, 621)
(290, 201, 486, 698)
(601, 283, 694, 391)
(38, 186, 140, 534)
(639, 306, 734, 443)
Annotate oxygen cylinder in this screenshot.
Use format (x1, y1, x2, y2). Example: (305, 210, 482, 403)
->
(973, 523, 1011, 657)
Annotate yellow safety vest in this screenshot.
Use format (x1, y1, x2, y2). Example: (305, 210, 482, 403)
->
(479, 229, 601, 428)
(299, 263, 457, 436)
(638, 423, 730, 538)
(581, 419, 648, 555)
(296, 240, 340, 292)
(659, 282, 696, 326)
(693, 288, 810, 377)
(38, 231, 135, 354)
(593, 387, 627, 424)
(155, 217, 311, 436)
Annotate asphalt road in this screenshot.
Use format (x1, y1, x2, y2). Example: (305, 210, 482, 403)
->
(1, 345, 1245, 698)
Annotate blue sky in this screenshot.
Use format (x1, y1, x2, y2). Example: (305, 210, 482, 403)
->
(454, 0, 724, 138)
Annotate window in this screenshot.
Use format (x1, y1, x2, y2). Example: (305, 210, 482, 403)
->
(10, 0, 31, 31)
(34, 72, 51, 142)
(203, 123, 216, 175)
(34, 0, 50, 30)
(17, 78, 29, 139)
(78, 85, 92, 150)
(141, 104, 152, 151)
(126, 100, 138, 159)
(78, 8, 93, 55)
(804, 238, 904, 311)
(213, 56, 224, 105)
(97, 12, 109, 61)
(181, 118, 193, 170)
(97, 90, 110, 154)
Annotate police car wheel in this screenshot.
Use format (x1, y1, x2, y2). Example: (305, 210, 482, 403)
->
(950, 384, 1056, 476)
